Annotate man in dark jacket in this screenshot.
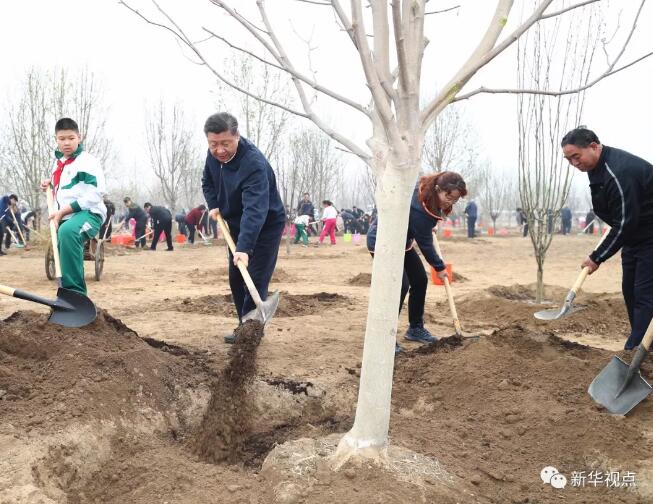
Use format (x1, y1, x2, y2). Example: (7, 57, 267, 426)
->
(297, 193, 316, 235)
(464, 200, 477, 238)
(560, 206, 572, 235)
(562, 127, 653, 350)
(202, 112, 285, 343)
(100, 195, 115, 240)
(0, 194, 19, 255)
(124, 197, 149, 248)
(144, 203, 174, 251)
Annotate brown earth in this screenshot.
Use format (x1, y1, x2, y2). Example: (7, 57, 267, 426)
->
(1, 232, 652, 503)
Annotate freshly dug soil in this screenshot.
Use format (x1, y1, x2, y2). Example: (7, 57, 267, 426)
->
(348, 272, 372, 286)
(393, 327, 653, 503)
(192, 320, 264, 463)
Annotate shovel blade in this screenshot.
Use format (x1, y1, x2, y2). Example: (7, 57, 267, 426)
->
(534, 302, 584, 321)
(242, 290, 280, 325)
(48, 287, 97, 328)
(588, 356, 652, 415)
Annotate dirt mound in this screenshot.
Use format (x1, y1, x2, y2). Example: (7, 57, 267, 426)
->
(453, 271, 467, 282)
(488, 283, 535, 300)
(392, 327, 653, 503)
(166, 291, 351, 318)
(193, 320, 263, 462)
(271, 268, 296, 283)
(348, 272, 371, 286)
(0, 310, 210, 427)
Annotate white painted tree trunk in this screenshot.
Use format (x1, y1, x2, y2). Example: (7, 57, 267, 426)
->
(332, 156, 418, 466)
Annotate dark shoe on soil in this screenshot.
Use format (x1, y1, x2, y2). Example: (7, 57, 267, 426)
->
(0, 250, 5, 256)
(395, 343, 404, 354)
(224, 332, 236, 344)
(166, 248, 174, 251)
(405, 326, 438, 344)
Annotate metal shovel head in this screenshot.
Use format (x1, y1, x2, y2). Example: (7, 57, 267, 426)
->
(242, 290, 280, 325)
(588, 356, 652, 415)
(534, 302, 584, 321)
(48, 287, 97, 328)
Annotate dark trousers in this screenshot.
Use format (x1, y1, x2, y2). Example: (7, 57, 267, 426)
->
(370, 247, 428, 328)
(135, 218, 147, 248)
(622, 238, 653, 349)
(0, 221, 4, 251)
(151, 219, 173, 250)
(209, 218, 218, 239)
(467, 217, 476, 238)
(228, 223, 284, 320)
(562, 219, 572, 235)
(187, 223, 196, 244)
(400, 248, 428, 327)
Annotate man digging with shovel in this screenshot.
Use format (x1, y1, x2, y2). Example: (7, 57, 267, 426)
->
(561, 128, 653, 351)
(201, 112, 285, 343)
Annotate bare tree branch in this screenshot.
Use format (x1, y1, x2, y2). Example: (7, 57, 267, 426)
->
(541, 0, 599, 20)
(425, 5, 460, 16)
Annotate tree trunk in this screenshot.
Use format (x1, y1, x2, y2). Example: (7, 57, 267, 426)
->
(536, 260, 545, 303)
(332, 161, 416, 466)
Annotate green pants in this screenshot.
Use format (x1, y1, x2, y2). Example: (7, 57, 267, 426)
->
(57, 211, 102, 295)
(294, 223, 308, 245)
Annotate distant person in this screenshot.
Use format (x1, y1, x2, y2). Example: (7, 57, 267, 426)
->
(0, 193, 19, 255)
(546, 209, 554, 234)
(464, 199, 477, 238)
(294, 213, 309, 247)
(175, 209, 188, 236)
(40, 117, 107, 295)
(124, 197, 148, 248)
(185, 204, 207, 245)
(100, 195, 115, 240)
(144, 202, 174, 251)
(585, 209, 596, 234)
(516, 207, 529, 237)
(367, 171, 467, 352)
(317, 200, 338, 246)
(561, 127, 653, 350)
(297, 193, 316, 236)
(560, 206, 572, 235)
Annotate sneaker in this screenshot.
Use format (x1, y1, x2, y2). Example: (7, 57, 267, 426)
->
(224, 332, 236, 344)
(405, 326, 438, 344)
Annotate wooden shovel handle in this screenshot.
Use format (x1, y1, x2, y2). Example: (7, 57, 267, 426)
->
(0, 284, 16, 297)
(46, 187, 63, 279)
(433, 232, 462, 336)
(641, 318, 653, 352)
(213, 211, 263, 308)
(9, 208, 27, 244)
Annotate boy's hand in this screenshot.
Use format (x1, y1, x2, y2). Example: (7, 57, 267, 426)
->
(209, 208, 220, 221)
(40, 179, 51, 192)
(48, 211, 63, 230)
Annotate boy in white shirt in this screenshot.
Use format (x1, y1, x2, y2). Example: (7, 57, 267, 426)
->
(40, 118, 107, 295)
(294, 213, 310, 247)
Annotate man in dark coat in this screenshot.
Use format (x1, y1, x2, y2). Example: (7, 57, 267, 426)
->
(123, 197, 149, 248)
(464, 200, 477, 238)
(202, 112, 285, 343)
(562, 127, 653, 350)
(297, 193, 316, 235)
(144, 203, 174, 251)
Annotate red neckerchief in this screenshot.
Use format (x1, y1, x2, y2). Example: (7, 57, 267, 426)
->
(53, 157, 76, 196)
(418, 182, 445, 221)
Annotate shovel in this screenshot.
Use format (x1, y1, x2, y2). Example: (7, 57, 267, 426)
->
(213, 212, 279, 324)
(9, 207, 31, 250)
(39, 186, 96, 327)
(588, 317, 653, 415)
(433, 232, 464, 338)
(534, 227, 611, 321)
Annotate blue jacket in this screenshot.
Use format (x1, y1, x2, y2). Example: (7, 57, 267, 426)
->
(202, 137, 285, 255)
(0, 195, 12, 225)
(464, 201, 477, 219)
(366, 187, 446, 271)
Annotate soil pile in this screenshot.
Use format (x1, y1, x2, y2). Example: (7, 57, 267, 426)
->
(193, 320, 264, 463)
(0, 310, 209, 428)
(393, 328, 653, 503)
(348, 272, 372, 286)
(271, 268, 296, 283)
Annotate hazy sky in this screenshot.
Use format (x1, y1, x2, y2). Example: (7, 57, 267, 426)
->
(1, 0, 652, 202)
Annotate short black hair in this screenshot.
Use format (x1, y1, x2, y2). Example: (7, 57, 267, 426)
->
(143, 202, 152, 209)
(55, 118, 79, 134)
(9, 194, 18, 202)
(204, 112, 239, 136)
(198, 204, 207, 211)
(561, 128, 600, 148)
(322, 200, 332, 206)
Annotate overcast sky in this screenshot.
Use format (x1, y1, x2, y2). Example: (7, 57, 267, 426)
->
(1, 0, 652, 204)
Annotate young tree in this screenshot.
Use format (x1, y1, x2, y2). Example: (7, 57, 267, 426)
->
(122, 0, 650, 466)
(477, 162, 515, 231)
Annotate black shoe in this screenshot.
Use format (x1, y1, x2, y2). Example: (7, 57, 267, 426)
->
(166, 248, 174, 251)
(0, 250, 5, 256)
(224, 332, 236, 344)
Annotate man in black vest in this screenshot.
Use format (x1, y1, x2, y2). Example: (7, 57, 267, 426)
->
(562, 127, 653, 350)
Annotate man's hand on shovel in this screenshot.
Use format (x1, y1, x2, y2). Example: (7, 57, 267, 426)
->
(233, 252, 249, 268)
(581, 256, 600, 274)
